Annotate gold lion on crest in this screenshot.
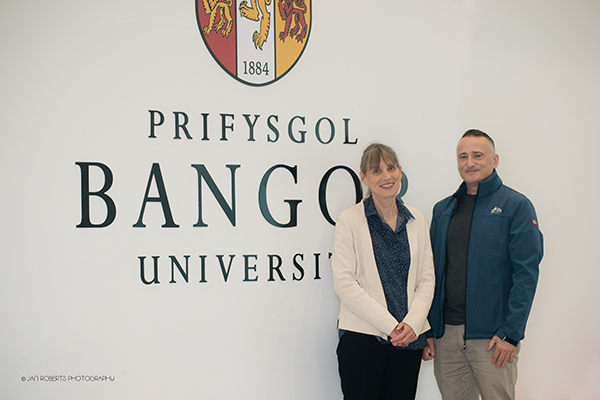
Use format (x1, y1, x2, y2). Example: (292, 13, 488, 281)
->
(239, 0, 272, 50)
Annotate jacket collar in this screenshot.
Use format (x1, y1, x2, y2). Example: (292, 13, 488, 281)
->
(453, 169, 503, 198)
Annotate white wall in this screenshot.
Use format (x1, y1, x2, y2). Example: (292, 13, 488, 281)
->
(1, 1, 599, 399)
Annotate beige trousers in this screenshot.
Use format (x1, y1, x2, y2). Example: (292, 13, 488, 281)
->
(433, 324, 519, 400)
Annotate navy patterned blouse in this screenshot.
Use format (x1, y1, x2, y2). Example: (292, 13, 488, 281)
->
(364, 196, 427, 350)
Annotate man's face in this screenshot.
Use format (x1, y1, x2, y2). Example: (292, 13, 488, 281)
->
(457, 136, 499, 194)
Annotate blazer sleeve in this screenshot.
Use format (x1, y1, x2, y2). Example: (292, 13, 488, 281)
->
(402, 210, 435, 336)
(331, 210, 399, 337)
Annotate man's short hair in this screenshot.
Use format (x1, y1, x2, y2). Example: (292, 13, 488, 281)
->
(461, 129, 495, 150)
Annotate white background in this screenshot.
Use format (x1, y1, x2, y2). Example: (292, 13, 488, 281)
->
(1, 1, 599, 399)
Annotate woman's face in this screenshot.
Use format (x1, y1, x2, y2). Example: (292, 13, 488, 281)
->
(361, 158, 402, 202)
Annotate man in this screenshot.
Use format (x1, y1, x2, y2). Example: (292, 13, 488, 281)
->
(423, 129, 543, 399)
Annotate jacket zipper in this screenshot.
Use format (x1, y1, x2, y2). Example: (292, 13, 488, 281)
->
(462, 193, 477, 351)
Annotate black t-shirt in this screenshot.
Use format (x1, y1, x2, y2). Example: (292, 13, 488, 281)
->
(443, 193, 477, 325)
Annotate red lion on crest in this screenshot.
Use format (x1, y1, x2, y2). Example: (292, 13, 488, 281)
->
(278, 0, 308, 43)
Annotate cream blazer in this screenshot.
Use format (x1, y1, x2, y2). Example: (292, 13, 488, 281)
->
(332, 200, 435, 340)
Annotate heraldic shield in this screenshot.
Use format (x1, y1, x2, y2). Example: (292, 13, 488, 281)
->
(196, 0, 311, 86)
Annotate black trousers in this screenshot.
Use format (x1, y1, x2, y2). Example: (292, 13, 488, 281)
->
(336, 331, 422, 400)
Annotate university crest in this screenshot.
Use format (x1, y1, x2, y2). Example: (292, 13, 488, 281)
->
(196, 0, 311, 86)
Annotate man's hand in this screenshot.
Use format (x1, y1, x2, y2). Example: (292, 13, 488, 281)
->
(487, 335, 516, 368)
(422, 337, 435, 361)
(389, 322, 416, 347)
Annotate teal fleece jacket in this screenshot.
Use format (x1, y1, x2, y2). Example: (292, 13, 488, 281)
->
(428, 170, 543, 344)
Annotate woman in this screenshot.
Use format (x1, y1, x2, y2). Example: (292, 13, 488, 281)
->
(332, 143, 435, 400)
